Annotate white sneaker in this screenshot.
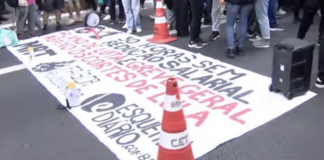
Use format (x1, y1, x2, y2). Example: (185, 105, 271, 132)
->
(315, 77, 324, 88)
(277, 9, 286, 15)
(66, 18, 74, 25)
(127, 30, 132, 34)
(136, 28, 142, 33)
(122, 24, 127, 29)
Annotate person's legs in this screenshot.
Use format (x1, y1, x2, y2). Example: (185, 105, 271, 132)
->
(118, 0, 125, 22)
(226, 3, 240, 57)
(237, 4, 253, 49)
(188, 0, 204, 48)
(166, 7, 176, 29)
(36, 0, 43, 11)
(209, 0, 221, 40)
(122, 0, 134, 33)
(109, 0, 117, 23)
(65, 0, 74, 25)
(297, 0, 318, 39)
(293, 0, 302, 23)
(42, 0, 54, 30)
(317, 33, 324, 88)
(132, 0, 141, 31)
(253, 0, 270, 48)
(27, 4, 36, 36)
(54, 0, 65, 29)
(173, 0, 189, 36)
(16, 6, 28, 38)
(268, 0, 280, 29)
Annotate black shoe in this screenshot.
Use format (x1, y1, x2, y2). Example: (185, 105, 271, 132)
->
(56, 24, 63, 31)
(110, 20, 116, 25)
(209, 31, 220, 41)
(270, 24, 284, 31)
(188, 41, 205, 49)
(235, 46, 243, 55)
(197, 38, 208, 46)
(293, 18, 301, 24)
(0, 16, 8, 21)
(315, 77, 324, 88)
(226, 48, 235, 58)
(43, 24, 48, 31)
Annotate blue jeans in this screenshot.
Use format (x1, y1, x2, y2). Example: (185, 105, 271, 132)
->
(255, 0, 270, 39)
(122, 0, 141, 30)
(226, 3, 253, 49)
(268, 0, 278, 27)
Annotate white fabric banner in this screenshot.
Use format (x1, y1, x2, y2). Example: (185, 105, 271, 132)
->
(7, 25, 316, 160)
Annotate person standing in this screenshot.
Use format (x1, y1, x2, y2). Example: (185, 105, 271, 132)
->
(109, 0, 125, 24)
(208, 0, 224, 41)
(225, 0, 254, 58)
(65, 0, 82, 25)
(188, 0, 208, 49)
(297, 0, 324, 45)
(252, 0, 271, 48)
(122, 0, 141, 34)
(317, 32, 324, 88)
(16, 0, 36, 39)
(173, 0, 189, 37)
(268, 0, 283, 31)
(42, 0, 65, 30)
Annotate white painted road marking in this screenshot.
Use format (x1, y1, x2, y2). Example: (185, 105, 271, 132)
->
(0, 64, 26, 76)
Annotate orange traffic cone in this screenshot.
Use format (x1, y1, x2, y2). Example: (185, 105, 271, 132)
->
(147, 0, 177, 44)
(157, 78, 195, 160)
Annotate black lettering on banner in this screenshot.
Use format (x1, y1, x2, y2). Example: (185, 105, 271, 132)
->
(117, 58, 137, 65)
(81, 93, 126, 112)
(116, 133, 140, 145)
(171, 135, 189, 148)
(159, 60, 180, 69)
(124, 36, 141, 44)
(192, 60, 213, 68)
(138, 43, 156, 49)
(13, 40, 57, 57)
(217, 69, 246, 81)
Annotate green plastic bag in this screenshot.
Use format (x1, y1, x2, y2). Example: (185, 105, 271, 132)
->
(0, 28, 19, 48)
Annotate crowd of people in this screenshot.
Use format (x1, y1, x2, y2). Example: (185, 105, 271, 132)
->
(0, 0, 323, 87)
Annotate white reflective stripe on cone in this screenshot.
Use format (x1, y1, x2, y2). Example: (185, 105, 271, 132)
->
(159, 130, 190, 150)
(155, 17, 167, 24)
(156, 1, 163, 8)
(163, 95, 182, 112)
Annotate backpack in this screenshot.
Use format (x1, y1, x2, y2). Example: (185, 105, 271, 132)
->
(6, 0, 19, 8)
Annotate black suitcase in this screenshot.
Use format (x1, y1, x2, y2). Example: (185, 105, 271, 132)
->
(269, 38, 315, 100)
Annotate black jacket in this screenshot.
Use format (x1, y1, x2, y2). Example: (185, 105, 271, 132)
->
(225, 0, 255, 5)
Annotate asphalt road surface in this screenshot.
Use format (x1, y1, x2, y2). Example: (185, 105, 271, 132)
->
(1, 4, 324, 160)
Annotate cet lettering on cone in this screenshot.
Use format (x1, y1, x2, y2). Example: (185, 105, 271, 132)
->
(147, 0, 177, 44)
(157, 78, 195, 160)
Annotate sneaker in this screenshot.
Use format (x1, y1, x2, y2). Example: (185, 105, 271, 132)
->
(110, 20, 116, 25)
(209, 31, 220, 41)
(277, 8, 286, 15)
(66, 18, 74, 25)
(127, 30, 132, 34)
(119, 20, 125, 24)
(235, 46, 243, 55)
(249, 35, 262, 41)
(17, 34, 23, 40)
(270, 24, 284, 31)
(122, 24, 127, 29)
(315, 77, 324, 88)
(43, 24, 48, 31)
(30, 32, 36, 37)
(197, 38, 208, 46)
(188, 41, 205, 49)
(136, 28, 142, 33)
(253, 39, 270, 48)
(226, 48, 235, 58)
(149, 14, 155, 20)
(293, 18, 301, 24)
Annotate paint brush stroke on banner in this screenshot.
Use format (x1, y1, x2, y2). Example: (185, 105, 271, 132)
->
(7, 25, 317, 160)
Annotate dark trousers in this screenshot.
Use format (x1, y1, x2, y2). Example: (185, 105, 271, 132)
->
(248, 7, 260, 35)
(173, 0, 190, 36)
(85, 0, 97, 10)
(140, 0, 145, 7)
(319, 34, 324, 79)
(0, 0, 5, 15)
(268, 0, 278, 27)
(109, 0, 125, 21)
(293, 0, 304, 19)
(297, 0, 324, 39)
(188, 0, 204, 41)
